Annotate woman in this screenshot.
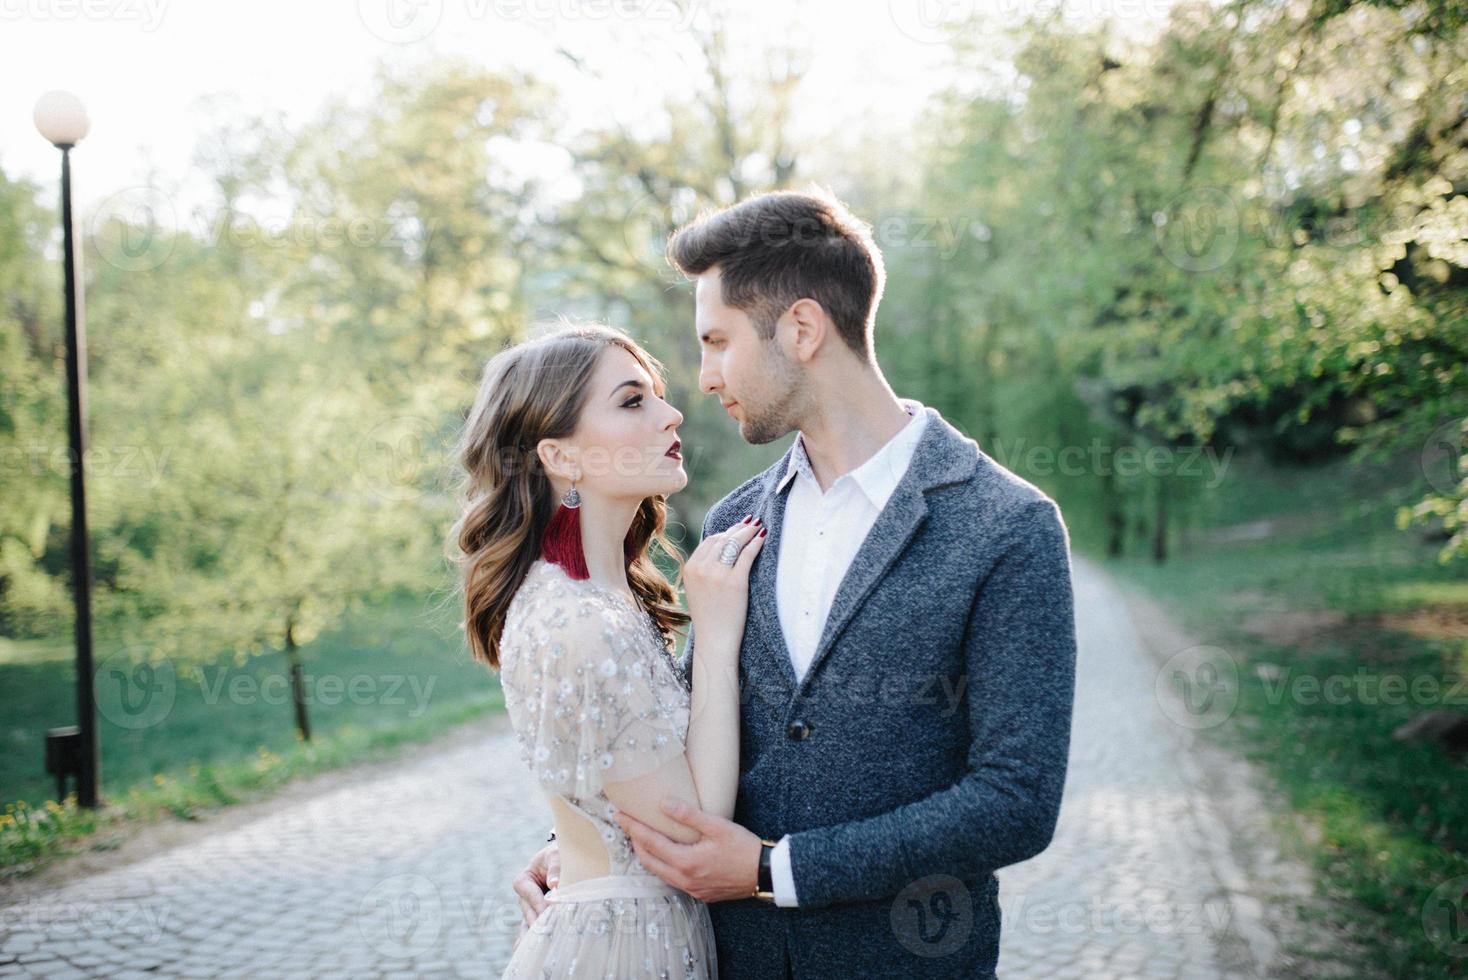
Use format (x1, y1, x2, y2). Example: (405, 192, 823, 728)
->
(448, 323, 765, 978)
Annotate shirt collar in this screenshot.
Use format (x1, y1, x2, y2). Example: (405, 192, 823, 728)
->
(776, 397, 929, 505)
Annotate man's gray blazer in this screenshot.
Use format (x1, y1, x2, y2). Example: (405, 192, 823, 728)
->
(676, 403, 1078, 979)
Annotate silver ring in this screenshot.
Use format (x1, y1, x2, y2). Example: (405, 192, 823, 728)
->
(718, 540, 742, 566)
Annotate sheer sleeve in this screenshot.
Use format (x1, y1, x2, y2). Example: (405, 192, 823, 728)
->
(501, 581, 689, 801)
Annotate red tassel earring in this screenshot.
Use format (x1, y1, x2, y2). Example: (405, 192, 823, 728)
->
(541, 480, 590, 580)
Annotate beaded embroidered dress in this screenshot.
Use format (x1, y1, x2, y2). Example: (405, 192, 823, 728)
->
(498, 558, 717, 979)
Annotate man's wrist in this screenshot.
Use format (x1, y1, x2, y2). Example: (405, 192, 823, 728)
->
(752, 838, 777, 902)
(770, 836, 798, 907)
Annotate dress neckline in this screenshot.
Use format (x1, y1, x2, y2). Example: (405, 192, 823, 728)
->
(534, 559, 641, 612)
(531, 559, 683, 683)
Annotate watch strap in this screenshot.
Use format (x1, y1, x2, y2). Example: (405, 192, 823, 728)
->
(754, 838, 777, 901)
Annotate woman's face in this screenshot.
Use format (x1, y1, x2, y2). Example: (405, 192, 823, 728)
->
(548, 344, 687, 501)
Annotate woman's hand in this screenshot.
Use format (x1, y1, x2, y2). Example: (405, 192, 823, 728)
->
(682, 515, 767, 646)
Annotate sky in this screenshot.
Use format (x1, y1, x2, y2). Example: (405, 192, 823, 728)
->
(0, 0, 1185, 217)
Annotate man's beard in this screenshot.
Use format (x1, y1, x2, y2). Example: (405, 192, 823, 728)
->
(738, 353, 802, 445)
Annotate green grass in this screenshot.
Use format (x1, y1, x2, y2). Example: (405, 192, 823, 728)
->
(1, 589, 506, 875)
(1104, 450, 1468, 979)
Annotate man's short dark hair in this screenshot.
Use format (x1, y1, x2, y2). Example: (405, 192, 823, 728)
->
(666, 189, 886, 360)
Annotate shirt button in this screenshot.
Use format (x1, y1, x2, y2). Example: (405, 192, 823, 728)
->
(787, 720, 812, 740)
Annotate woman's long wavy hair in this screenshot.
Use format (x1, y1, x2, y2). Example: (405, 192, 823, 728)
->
(447, 323, 690, 670)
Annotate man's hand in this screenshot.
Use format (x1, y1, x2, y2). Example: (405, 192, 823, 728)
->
(613, 796, 764, 903)
(512, 842, 561, 934)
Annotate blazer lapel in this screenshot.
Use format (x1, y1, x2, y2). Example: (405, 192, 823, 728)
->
(748, 456, 799, 694)
(723, 405, 979, 710)
(792, 407, 977, 702)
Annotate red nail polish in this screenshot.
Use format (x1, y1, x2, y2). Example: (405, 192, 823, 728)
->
(759, 527, 768, 537)
(742, 515, 752, 523)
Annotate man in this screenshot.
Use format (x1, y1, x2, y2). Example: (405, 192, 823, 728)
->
(512, 188, 1077, 978)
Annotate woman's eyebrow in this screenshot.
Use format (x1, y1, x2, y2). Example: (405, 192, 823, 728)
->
(610, 380, 646, 398)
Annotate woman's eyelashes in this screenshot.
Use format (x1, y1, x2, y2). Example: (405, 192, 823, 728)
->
(622, 395, 643, 409)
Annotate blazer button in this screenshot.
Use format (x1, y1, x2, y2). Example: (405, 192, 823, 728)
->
(786, 720, 811, 741)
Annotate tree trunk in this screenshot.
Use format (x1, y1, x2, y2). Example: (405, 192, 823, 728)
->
(286, 621, 311, 742)
(1105, 467, 1126, 558)
(1151, 476, 1169, 563)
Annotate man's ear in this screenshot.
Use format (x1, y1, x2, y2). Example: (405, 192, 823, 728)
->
(785, 298, 828, 363)
(536, 438, 579, 482)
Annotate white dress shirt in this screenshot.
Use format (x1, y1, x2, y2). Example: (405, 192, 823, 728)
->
(766, 397, 929, 907)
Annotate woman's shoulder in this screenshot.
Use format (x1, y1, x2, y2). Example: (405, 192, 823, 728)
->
(514, 559, 640, 613)
(503, 560, 641, 657)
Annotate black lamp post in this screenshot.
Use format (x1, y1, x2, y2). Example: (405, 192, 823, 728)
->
(33, 90, 100, 809)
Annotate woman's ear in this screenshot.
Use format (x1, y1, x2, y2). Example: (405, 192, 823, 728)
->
(537, 438, 579, 482)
